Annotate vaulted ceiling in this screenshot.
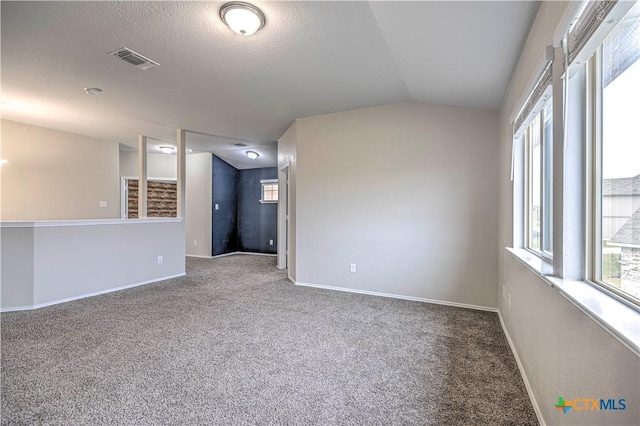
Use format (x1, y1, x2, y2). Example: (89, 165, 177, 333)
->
(1, 1, 539, 169)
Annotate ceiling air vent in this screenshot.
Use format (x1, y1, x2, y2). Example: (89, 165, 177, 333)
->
(109, 47, 159, 71)
(233, 143, 248, 147)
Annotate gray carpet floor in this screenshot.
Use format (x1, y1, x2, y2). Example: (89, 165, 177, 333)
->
(1, 255, 537, 425)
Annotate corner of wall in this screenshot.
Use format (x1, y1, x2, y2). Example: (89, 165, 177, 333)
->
(277, 121, 297, 281)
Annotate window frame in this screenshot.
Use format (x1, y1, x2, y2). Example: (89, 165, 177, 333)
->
(508, 0, 640, 353)
(524, 120, 536, 252)
(521, 96, 554, 261)
(585, 47, 640, 307)
(259, 179, 278, 204)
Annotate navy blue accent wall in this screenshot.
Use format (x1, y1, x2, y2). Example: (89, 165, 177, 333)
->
(212, 156, 238, 256)
(237, 168, 278, 254)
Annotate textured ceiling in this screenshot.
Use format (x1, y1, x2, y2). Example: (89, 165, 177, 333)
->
(0, 1, 539, 169)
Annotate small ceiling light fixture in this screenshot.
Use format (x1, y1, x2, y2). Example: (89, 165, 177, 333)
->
(84, 87, 103, 95)
(220, 2, 265, 36)
(0, 159, 8, 166)
(246, 150, 259, 159)
(159, 145, 176, 154)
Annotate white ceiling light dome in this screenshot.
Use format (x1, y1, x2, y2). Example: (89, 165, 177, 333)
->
(220, 2, 265, 36)
(159, 145, 176, 154)
(246, 150, 259, 159)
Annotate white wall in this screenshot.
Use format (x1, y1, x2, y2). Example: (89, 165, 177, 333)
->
(0, 227, 34, 307)
(119, 150, 211, 256)
(278, 122, 297, 279)
(119, 151, 177, 180)
(186, 153, 212, 257)
(290, 101, 499, 308)
(1, 120, 120, 220)
(498, 2, 639, 425)
(1, 219, 185, 310)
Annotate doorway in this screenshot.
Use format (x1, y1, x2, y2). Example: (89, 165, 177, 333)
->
(277, 164, 290, 270)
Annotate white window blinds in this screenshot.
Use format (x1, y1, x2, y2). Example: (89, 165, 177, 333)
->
(564, 0, 637, 67)
(513, 63, 553, 137)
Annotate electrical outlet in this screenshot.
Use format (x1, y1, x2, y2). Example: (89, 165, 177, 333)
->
(157, 256, 163, 264)
(193, 240, 197, 246)
(508, 294, 512, 311)
(215, 204, 219, 210)
(269, 239, 273, 246)
(99, 200, 107, 208)
(350, 263, 356, 273)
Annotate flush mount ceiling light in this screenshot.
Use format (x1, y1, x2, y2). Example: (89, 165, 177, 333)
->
(159, 145, 176, 154)
(220, 2, 265, 36)
(84, 87, 103, 95)
(246, 150, 259, 159)
(0, 159, 8, 166)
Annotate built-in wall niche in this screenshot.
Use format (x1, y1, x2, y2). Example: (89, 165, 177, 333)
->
(122, 178, 177, 218)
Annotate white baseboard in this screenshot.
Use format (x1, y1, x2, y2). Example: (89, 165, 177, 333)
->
(141, 252, 275, 260)
(205, 251, 276, 259)
(235, 252, 277, 257)
(0, 304, 34, 312)
(294, 281, 498, 313)
(211, 252, 239, 259)
(0, 273, 186, 313)
(497, 311, 545, 426)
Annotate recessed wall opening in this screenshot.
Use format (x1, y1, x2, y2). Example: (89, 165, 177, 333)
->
(121, 178, 177, 219)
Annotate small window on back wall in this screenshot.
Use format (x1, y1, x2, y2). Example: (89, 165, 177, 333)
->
(260, 179, 278, 203)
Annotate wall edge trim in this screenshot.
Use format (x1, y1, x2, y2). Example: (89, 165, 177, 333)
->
(0, 273, 186, 312)
(295, 281, 498, 312)
(497, 310, 546, 426)
(0, 218, 183, 228)
(208, 251, 277, 259)
(210, 252, 240, 259)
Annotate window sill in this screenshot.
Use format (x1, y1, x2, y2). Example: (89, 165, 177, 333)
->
(506, 247, 640, 356)
(259, 200, 278, 204)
